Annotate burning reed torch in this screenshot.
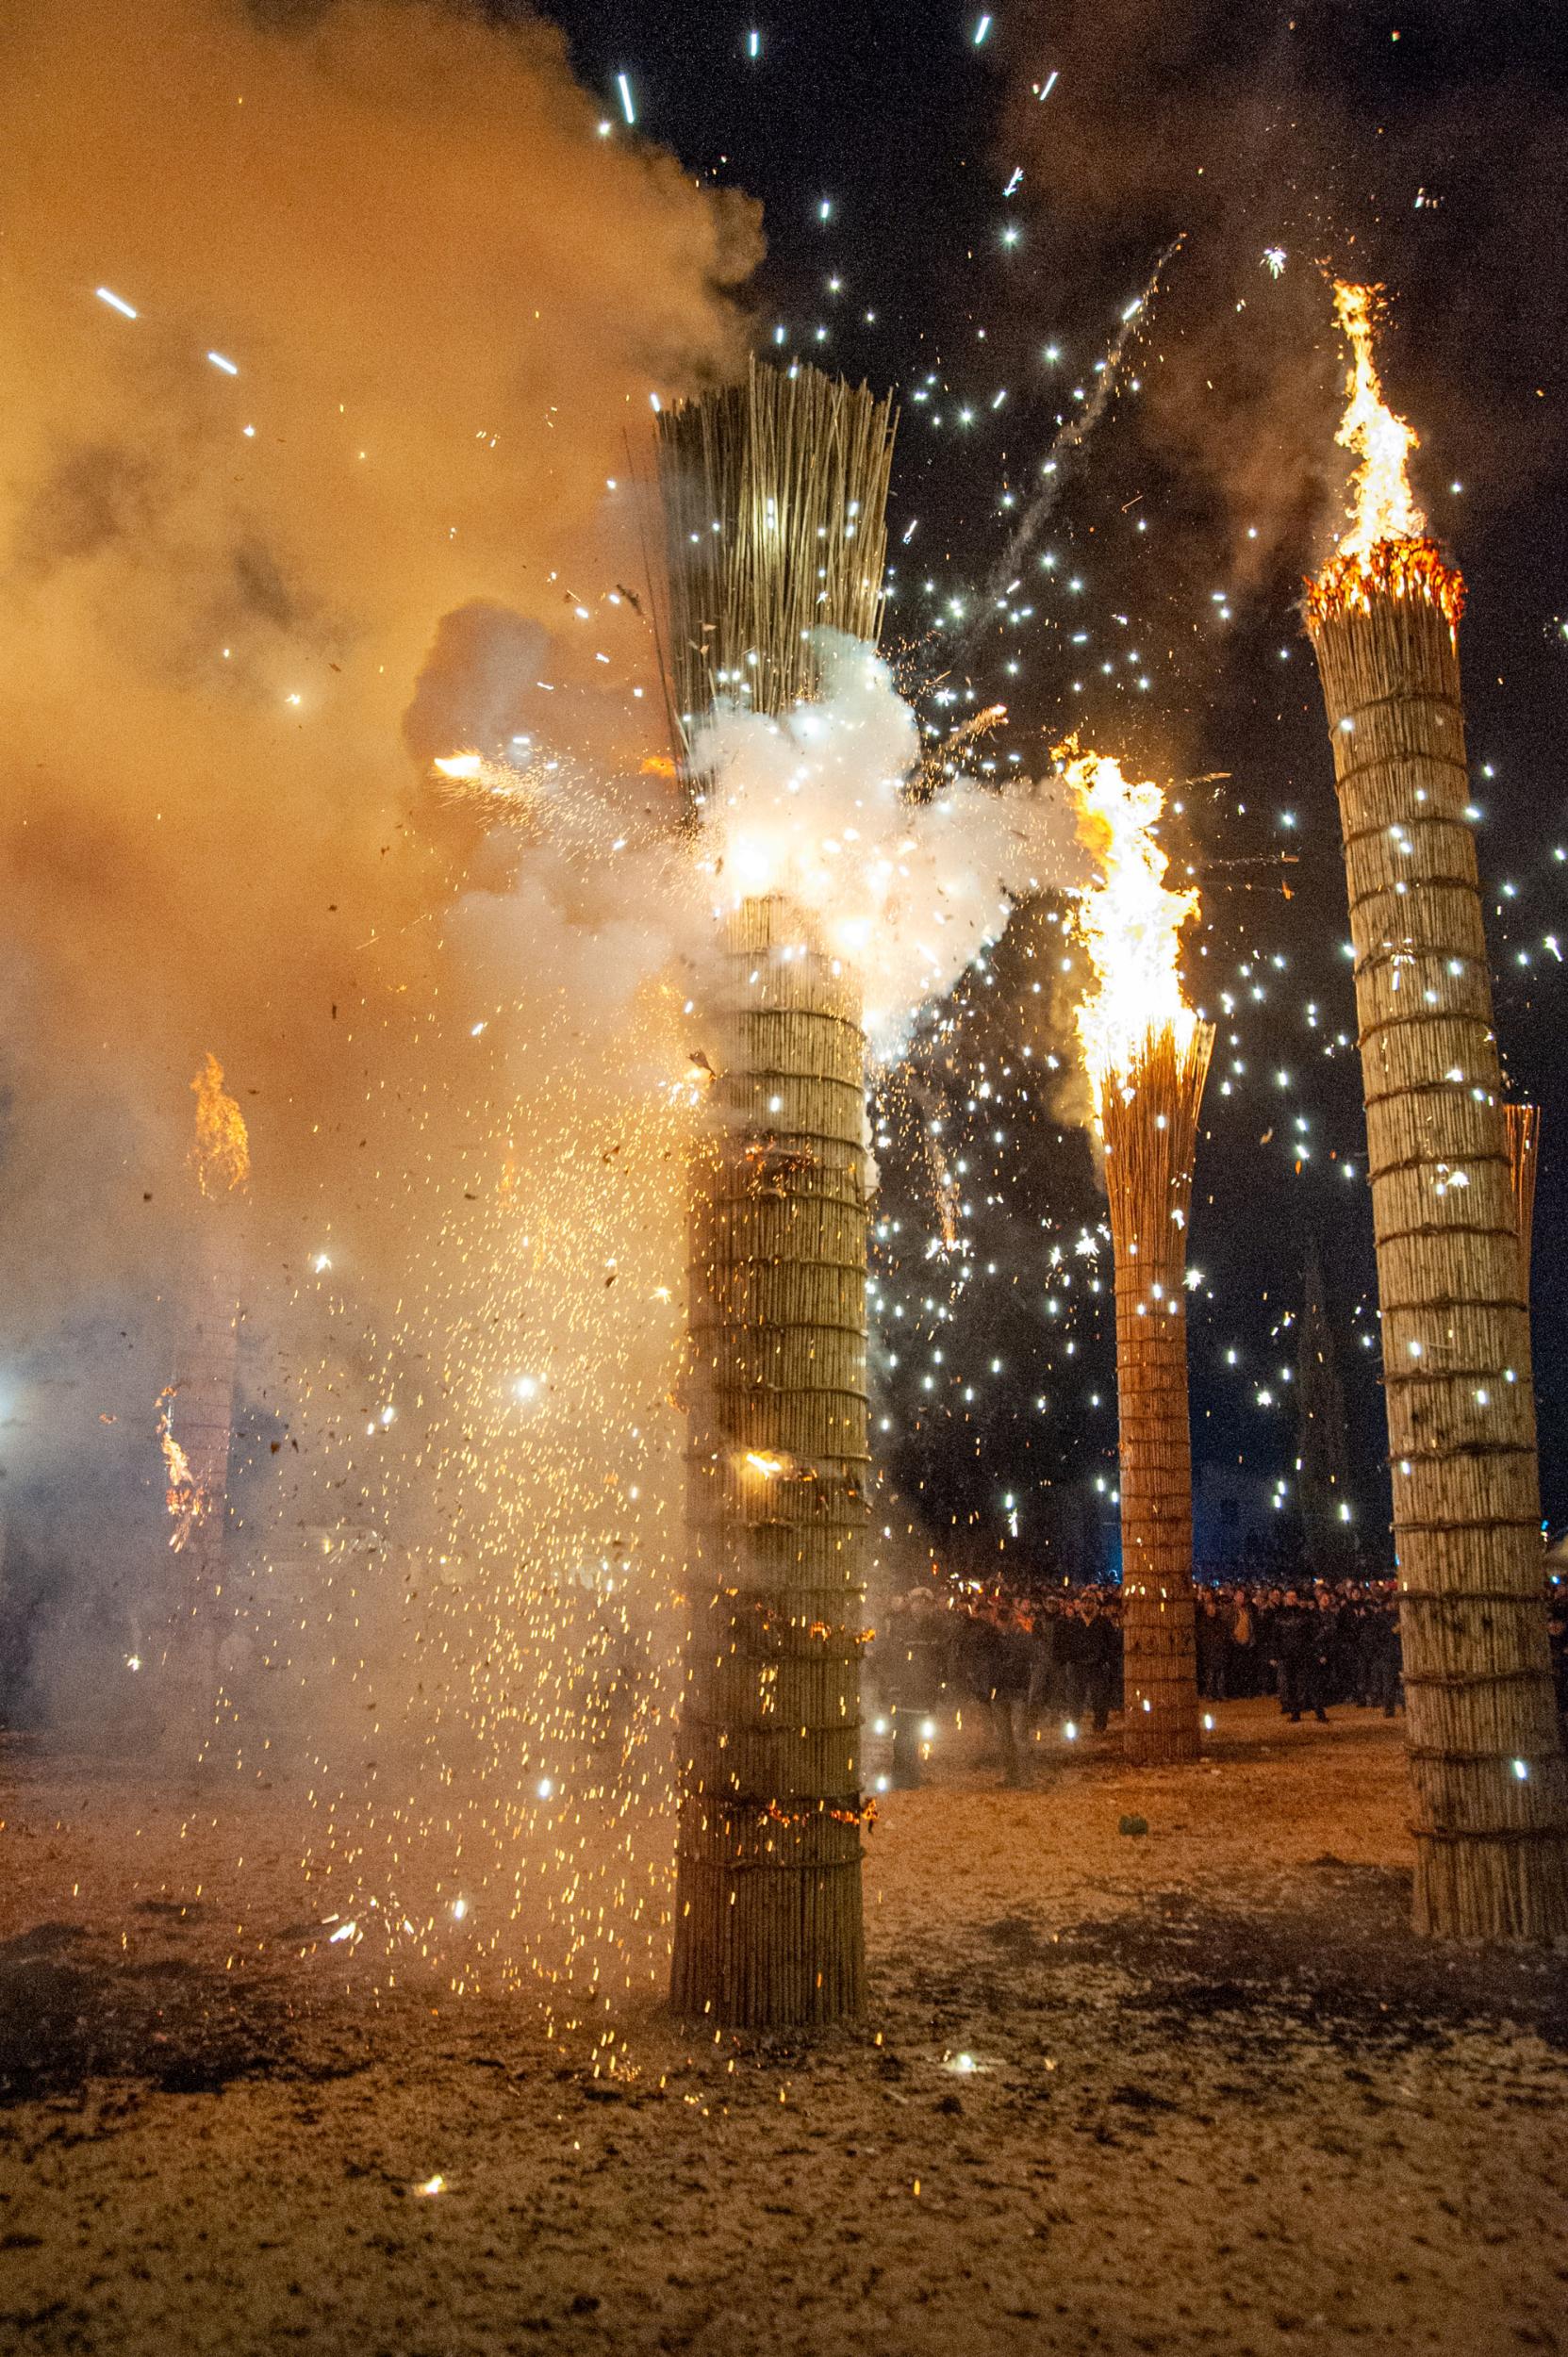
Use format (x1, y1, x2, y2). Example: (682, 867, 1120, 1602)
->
(1066, 749, 1213, 1767)
(1303, 283, 1568, 1940)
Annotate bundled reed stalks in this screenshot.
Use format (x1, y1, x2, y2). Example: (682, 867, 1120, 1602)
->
(1098, 1020, 1214, 1767)
(673, 896, 869, 2026)
(652, 357, 896, 793)
(1307, 563, 1568, 1940)
(1504, 1101, 1540, 1289)
(656, 363, 896, 2025)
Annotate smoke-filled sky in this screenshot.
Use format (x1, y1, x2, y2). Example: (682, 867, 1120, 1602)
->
(0, 0, 759, 1293)
(6, 0, 1568, 1663)
(0, 0, 769, 1769)
(0, 0, 1093, 1969)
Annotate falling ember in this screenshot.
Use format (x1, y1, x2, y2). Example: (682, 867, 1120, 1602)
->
(1303, 281, 1464, 634)
(155, 1382, 207, 1551)
(927, 1132, 962, 1254)
(1063, 744, 1200, 1105)
(189, 1053, 250, 1198)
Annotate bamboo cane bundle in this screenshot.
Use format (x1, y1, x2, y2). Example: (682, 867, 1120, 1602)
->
(657, 364, 896, 2026)
(1504, 1102, 1540, 1287)
(1098, 1021, 1214, 1767)
(1307, 573, 1568, 1940)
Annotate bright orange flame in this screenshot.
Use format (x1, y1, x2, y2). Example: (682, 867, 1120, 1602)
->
(1064, 746, 1200, 1109)
(155, 1382, 206, 1550)
(1305, 281, 1464, 634)
(1330, 281, 1425, 559)
(190, 1053, 249, 1198)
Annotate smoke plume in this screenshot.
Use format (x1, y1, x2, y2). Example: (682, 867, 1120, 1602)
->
(0, 0, 757, 1746)
(999, 0, 1568, 585)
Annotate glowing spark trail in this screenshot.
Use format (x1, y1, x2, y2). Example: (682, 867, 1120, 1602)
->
(976, 238, 1182, 611)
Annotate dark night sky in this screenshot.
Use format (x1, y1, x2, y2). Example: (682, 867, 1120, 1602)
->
(543, 0, 1568, 1570)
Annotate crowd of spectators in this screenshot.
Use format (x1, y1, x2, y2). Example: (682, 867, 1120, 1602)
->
(871, 1574, 1414, 1788)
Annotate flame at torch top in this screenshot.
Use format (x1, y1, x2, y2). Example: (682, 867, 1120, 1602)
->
(1331, 280, 1426, 558)
(190, 1053, 249, 1199)
(1305, 280, 1464, 635)
(1064, 745, 1201, 1116)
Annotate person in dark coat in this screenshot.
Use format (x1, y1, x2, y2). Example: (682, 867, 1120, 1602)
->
(1227, 1590, 1261, 1698)
(1310, 1589, 1340, 1717)
(1363, 1594, 1403, 1717)
(1026, 1599, 1070, 1729)
(1327, 1589, 1362, 1705)
(980, 1600, 1033, 1785)
(1548, 1596, 1568, 1731)
(879, 1588, 947, 1788)
(1270, 1590, 1326, 1722)
(1057, 1598, 1089, 1727)
(1064, 1594, 1119, 1735)
(1195, 1591, 1230, 1701)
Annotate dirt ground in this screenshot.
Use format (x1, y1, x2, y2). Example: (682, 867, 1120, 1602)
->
(2, 1700, 1566, 2357)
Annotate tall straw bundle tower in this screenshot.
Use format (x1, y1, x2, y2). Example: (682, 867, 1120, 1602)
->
(1304, 284, 1568, 1939)
(1066, 750, 1214, 1767)
(653, 361, 896, 2026)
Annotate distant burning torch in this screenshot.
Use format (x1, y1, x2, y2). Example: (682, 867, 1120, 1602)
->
(1066, 746, 1213, 1769)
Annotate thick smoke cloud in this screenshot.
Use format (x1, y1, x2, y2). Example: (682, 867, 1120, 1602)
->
(0, 0, 759, 1726)
(693, 635, 1081, 1059)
